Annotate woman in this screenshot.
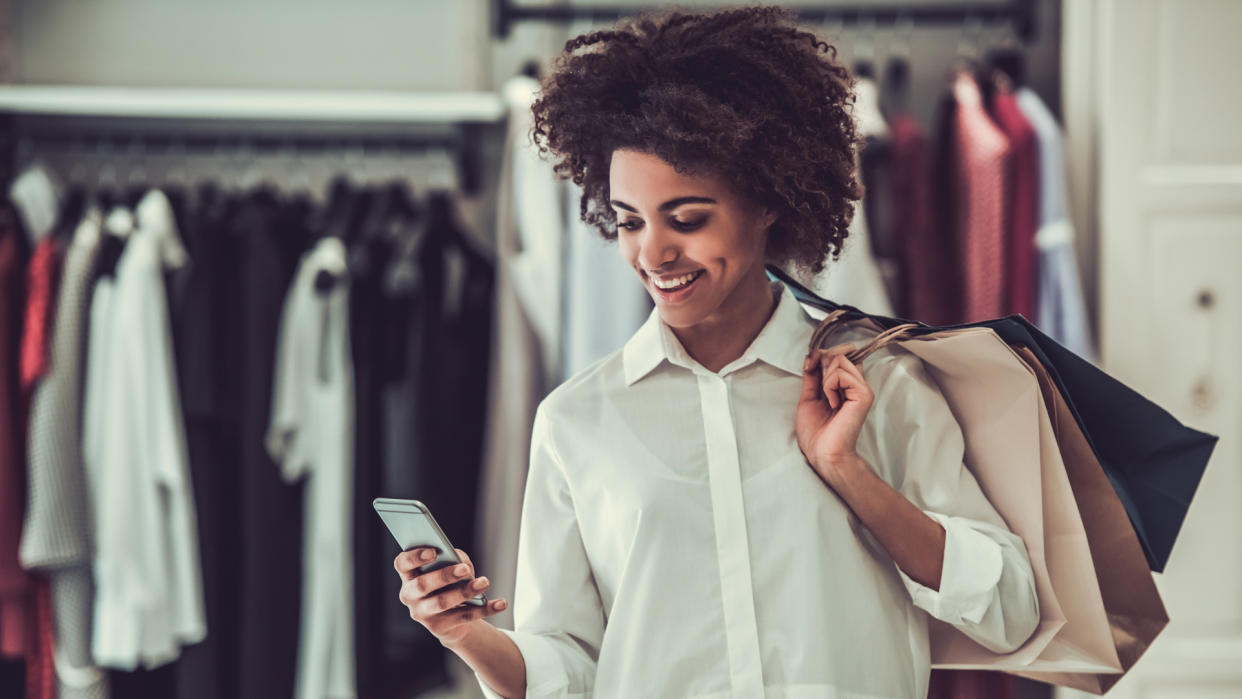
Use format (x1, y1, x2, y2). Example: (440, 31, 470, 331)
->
(395, 6, 1039, 698)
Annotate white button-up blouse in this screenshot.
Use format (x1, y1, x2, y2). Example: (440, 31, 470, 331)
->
(476, 280, 1039, 699)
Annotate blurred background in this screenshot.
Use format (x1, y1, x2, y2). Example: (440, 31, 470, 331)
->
(0, 1, 1236, 698)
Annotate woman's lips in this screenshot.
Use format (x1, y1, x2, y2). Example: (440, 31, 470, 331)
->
(650, 269, 705, 302)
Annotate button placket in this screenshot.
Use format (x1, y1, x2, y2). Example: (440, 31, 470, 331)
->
(697, 372, 766, 698)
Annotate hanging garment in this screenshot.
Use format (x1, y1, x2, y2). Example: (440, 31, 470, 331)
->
(162, 183, 245, 699)
(952, 69, 1012, 323)
(230, 189, 308, 699)
(1014, 86, 1096, 363)
(474, 280, 1038, 699)
(82, 191, 205, 670)
(787, 198, 895, 316)
(346, 199, 399, 698)
(987, 83, 1040, 321)
(0, 207, 26, 662)
(888, 112, 934, 321)
(915, 92, 966, 325)
(266, 235, 356, 699)
(855, 76, 902, 312)
(476, 73, 567, 633)
(20, 205, 109, 699)
(790, 76, 895, 316)
(16, 214, 63, 699)
(559, 179, 652, 381)
(503, 73, 565, 387)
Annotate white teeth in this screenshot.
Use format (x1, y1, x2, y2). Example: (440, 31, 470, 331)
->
(653, 271, 701, 289)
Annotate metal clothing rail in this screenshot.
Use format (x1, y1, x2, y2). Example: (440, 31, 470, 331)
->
(0, 88, 506, 196)
(491, 0, 1038, 41)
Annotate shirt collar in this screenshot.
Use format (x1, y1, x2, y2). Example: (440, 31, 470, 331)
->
(622, 280, 812, 385)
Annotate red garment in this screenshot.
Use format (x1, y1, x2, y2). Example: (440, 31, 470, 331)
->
(952, 70, 1012, 323)
(19, 238, 61, 388)
(0, 211, 27, 659)
(889, 112, 935, 322)
(988, 85, 1040, 321)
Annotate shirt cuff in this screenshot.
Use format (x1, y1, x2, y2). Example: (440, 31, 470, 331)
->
(894, 510, 1003, 626)
(474, 628, 573, 699)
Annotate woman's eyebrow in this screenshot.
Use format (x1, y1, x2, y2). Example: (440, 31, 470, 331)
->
(609, 196, 718, 212)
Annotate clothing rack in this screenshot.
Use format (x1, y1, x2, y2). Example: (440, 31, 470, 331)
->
(490, 0, 1039, 41)
(0, 87, 507, 196)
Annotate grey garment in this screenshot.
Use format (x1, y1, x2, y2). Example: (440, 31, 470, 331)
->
(559, 180, 652, 383)
(1015, 87, 1097, 363)
(49, 568, 108, 699)
(21, 208, 101, 568)
(20, 208, 110, 699)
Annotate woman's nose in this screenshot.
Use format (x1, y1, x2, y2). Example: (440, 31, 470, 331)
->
(635, 224, 679, 271)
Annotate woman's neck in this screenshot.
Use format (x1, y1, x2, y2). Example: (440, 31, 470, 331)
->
(670, 269, 779, 374)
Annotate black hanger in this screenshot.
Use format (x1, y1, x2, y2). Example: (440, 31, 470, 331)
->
(881, 56, 910, 120)
(122, 182, 149, 210)
(308, 174, 353, 241)
(54, 184, 87, 245)
(852, 60, 876, 81)
(985, 47, 1027, 90)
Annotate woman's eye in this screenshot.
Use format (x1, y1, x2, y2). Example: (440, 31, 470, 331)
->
(615, 217, 706, 232)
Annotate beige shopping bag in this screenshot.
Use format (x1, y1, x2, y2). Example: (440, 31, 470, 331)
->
(809, 313, 1124, 676)
(1007, 344, 1169, 694)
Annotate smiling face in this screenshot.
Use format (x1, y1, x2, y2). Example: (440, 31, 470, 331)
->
(609, 148, 778, 331)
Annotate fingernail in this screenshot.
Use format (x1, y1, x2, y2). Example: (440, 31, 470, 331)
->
(472, 577, 489, 590)
(454, 564, 469, 577)
(419, 549, 434, 561)
(496, 600, 507, 610)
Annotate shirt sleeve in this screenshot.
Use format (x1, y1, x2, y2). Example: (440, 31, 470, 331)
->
(865, 348, 1040, 655)
(265, 259, 312, 482)
(475, 401, 605, 699)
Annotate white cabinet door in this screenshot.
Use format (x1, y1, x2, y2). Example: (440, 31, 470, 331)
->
(1059, 0, 1242, 696)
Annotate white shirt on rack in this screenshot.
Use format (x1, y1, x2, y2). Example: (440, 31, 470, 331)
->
(84, 191, 204, 670)
(266, 235, 356, 699)
(475, 280, 1038, 699)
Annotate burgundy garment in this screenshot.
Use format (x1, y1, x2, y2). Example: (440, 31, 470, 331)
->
(916, 91, 965, 325)
(952, 69, 1012, 323)
(0, 212, 26, 660)
(19, 238, 61, 389)
(24, 577, 52, 699)
(889, 112, 934, 321)
(988, 85, 1040, 321)
(928, 669, 1019, 699)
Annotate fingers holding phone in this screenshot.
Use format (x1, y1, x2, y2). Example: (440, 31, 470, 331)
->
(375, 498, 509, 645)
(394, 547, 508, 643)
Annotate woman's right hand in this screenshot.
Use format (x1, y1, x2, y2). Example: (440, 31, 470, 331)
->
(395, 547, 509, 647)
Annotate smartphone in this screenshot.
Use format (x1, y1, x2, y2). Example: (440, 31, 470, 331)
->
(373, 497, 487, 607)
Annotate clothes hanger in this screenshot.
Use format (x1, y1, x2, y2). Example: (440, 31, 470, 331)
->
(8, 161, 61, 246)
(54, 184, 87, 246)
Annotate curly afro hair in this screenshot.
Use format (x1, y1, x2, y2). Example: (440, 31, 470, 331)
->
(529, 4, 863, 277)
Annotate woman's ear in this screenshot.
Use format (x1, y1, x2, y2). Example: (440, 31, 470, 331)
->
(760, 206, 779, 232)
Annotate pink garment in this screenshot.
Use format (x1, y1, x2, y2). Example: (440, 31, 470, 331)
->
(989, 85, 1040, 321)
(952, 70, 1011, 323)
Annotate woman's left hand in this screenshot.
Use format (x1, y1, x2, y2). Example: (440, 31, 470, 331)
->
(795, 343, 875, 488)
